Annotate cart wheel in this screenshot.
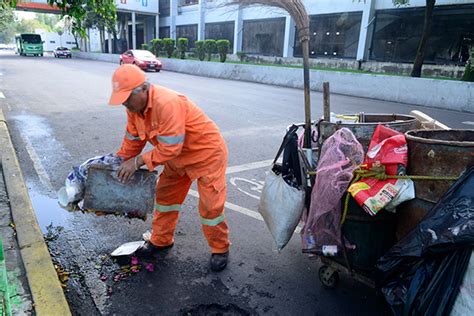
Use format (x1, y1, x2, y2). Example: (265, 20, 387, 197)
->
(319, 265, 339, 289)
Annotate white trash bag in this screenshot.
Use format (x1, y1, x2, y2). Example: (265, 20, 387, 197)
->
(258, 125, 305, 251)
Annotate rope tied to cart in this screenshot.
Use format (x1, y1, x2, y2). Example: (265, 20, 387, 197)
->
(339, 168, 460, 225)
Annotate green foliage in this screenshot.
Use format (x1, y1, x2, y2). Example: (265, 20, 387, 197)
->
(236, 51, 247, 62)
(0, 14, 57, 43)
(177, 38, 188, 59)
(38, 1, 118, 38)
(216, 40, 230, 63)
(461, 61, 474, 82)
(204, 39, 217, 61)
(195, 40, 206, 61)
(150, 38, 162, 56)
(0, 3, 15, 31)
(141, 43, 149, 51)
(36, 14, 61, 31)
(162, 38, 175, 58)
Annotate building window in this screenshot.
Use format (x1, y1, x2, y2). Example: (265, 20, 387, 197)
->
(159, 27, 170, 39)
(294, 12, 362, 59)
(205, 21, 234, 51)
(159, 0, 170, 17)
(177, 24, 198, 49)
(371, 4, 474, 64)
(243, 18, 286, 57)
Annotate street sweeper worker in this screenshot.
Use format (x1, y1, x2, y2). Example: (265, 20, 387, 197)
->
(108, 64, 230, 272)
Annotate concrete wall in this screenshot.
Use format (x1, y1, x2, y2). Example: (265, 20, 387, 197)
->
(74, 52, 121, 63)
(73, 52, 474, 113)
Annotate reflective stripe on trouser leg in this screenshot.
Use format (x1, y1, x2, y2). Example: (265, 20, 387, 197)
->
(151, 168, 192, 247)
(197, 175, 230, 254)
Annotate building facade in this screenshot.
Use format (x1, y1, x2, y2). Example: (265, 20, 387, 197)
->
(91, 0, 474, 65)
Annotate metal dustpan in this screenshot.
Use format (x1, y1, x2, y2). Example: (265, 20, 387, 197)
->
(83, 165, 158, 216)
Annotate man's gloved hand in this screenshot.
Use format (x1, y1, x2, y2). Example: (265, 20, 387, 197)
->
(117, 155, 143, 183)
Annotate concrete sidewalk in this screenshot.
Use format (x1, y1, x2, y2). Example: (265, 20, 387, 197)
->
(0, 110, 70, 315)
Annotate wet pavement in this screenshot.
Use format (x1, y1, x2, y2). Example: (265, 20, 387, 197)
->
(1, 50, 474, 315)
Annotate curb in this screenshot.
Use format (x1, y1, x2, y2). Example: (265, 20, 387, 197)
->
(0, 110, 71, 315)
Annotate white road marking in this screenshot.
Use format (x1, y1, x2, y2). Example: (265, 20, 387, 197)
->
(229, 177, 263, 200)
(463, 121, 474, 126)
(226, 159, 272, 174)
(0, 92, 5, 98)
(188, 189, 263, 221)
(21, 133, 54, 191)
(188, 189, 302, 234)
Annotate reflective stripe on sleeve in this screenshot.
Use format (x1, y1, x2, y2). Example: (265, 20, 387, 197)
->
(155, 203, 181, 212)
(125, 131, 141, 141)
(200, 214, 225, 226)
(156, 134, 185, 145)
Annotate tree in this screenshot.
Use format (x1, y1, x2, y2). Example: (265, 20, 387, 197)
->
(203, 39, 217, 61)
(162, 38, 175, 58)
(195, 40, 206, 61)
(0, 2, 15, 32)
(364, 0, 436, 78)
(6, 1, 117, 39)
(177, 38, 188, 59)
(150, 39, 163, 56)
(461, 45, 474, 82)
(216, 40, 230, 62)
(79, 6, 117, 52)
(36, 13, 61, 31)
(408, 0, 436, 77)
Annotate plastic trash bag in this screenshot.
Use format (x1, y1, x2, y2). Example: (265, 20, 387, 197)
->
(58, 153, 123, 206)
(450, 250, 474, 316)
(301, 128, 364, 255)
(259, 169, 305, 251)
(259, 125, 305, 251)
(377, 167, 474, 316)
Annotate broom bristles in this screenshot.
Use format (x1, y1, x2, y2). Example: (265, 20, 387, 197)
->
(223, 0, 310, 42)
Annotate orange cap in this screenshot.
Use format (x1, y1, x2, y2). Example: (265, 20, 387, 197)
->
(108, 64, 146, 105)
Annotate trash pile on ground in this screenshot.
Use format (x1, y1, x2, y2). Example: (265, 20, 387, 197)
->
(258, 111, 473, 313)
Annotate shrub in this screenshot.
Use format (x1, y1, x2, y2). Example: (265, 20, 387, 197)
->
(204, 39, 217, 61)
(216, 40, 230, 63)
(195, 40, 206, 61)
(461, 61, 474, 82)
(162, 38, 176, 58)
(150, 38, 163, 56)
(177, 38, 188, 59)
(141, 43, 149, 51)
(236, 51, 247, 62)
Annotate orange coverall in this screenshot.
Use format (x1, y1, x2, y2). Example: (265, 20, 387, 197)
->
(117, 85, 230, 254)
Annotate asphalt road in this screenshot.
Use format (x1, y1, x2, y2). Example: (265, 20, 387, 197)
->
(1, 50, 473, 315)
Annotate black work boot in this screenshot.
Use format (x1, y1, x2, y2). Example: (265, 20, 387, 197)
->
(134, 241, 174, 258)
(210, 252, 229, 272)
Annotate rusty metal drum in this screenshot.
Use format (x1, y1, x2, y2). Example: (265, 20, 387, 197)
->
(319, 113, 420, 150)
(397, 129, 474, 239)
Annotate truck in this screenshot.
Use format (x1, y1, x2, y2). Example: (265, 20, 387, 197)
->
(15, 33, 44, 56)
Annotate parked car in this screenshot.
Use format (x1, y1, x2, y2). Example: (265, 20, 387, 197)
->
(120, 49, 162, 72)
(54, 47, 72, 58)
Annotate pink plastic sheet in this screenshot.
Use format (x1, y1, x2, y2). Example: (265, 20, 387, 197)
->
(301, 128, 364, 254)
